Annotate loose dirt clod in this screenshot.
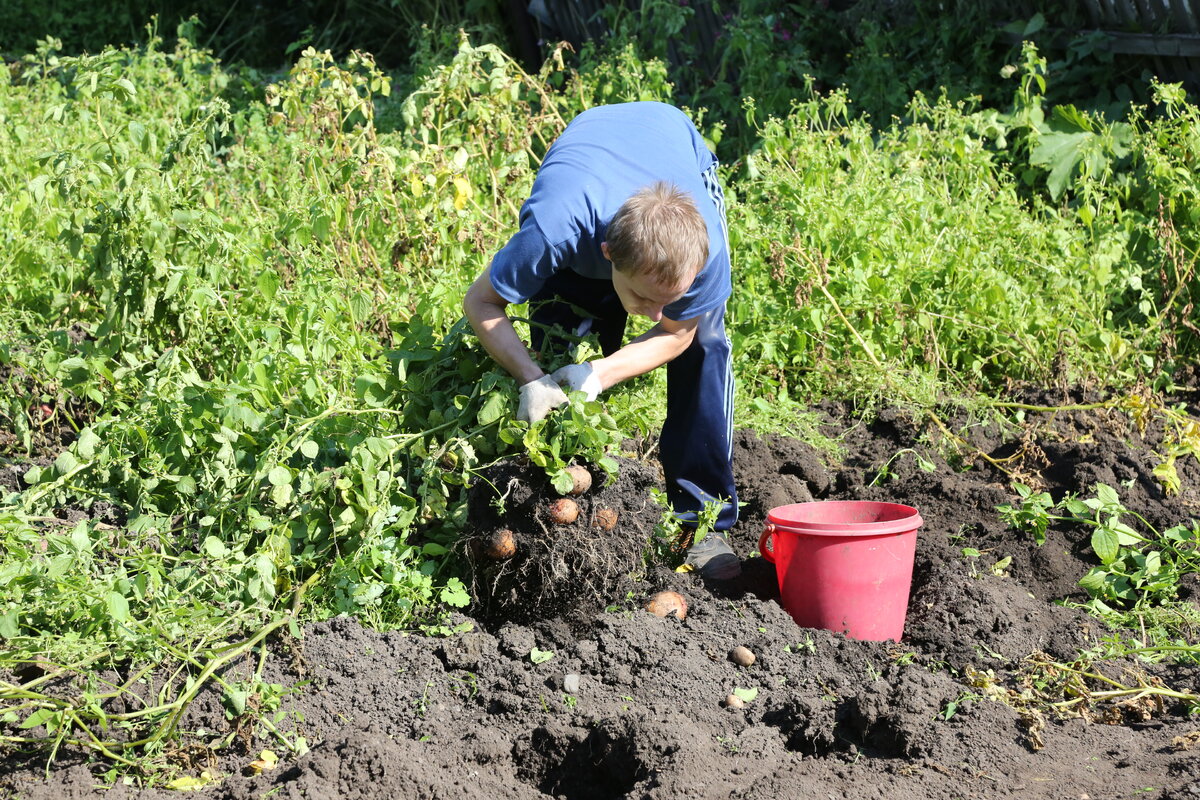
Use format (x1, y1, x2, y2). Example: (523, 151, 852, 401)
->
(547, 498, 580, 524)
(645, 591, 688, 619)
(730, 646, 756, 667)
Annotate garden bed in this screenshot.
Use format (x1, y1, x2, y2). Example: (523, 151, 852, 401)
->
(3, 390, 1199, 799)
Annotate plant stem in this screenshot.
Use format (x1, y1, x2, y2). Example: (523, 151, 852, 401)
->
(985, 400, 1117, 412)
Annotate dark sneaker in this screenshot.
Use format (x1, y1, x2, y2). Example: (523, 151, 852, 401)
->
(684, 531, 742, 581)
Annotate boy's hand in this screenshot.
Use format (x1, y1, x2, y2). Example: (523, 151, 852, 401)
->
(550, 363, 602, 401)
(517, 375, 569, 423)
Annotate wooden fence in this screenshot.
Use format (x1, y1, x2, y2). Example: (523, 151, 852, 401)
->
(524, 1, 1200, 93)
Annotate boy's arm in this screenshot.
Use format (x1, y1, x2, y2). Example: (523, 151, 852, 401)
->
(463, 264, 568, 422)
(588, 315, 699, 390)
(463, 264, 545, 384)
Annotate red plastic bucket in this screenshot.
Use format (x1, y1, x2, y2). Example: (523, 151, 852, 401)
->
(759, 501, 922, 642)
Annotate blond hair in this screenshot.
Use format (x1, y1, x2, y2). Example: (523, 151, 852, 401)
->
(606, 182, 708, 287)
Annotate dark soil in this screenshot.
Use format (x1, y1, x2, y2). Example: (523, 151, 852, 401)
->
(4, 394, 1200, 800)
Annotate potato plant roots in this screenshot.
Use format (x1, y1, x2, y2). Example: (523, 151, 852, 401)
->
(461, 457, 660, 624)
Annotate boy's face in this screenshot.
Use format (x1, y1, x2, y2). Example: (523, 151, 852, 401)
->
(602, 242, 693, 323)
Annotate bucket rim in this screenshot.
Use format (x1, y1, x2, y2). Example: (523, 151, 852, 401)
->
(766, 500, 923, 537)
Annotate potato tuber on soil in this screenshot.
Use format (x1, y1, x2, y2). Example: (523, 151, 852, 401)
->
(485, 529, 517, 559)
(724, 694, 745, 709)
(730, 646, 756, 667)
(644, 590, 688, 620)
(547, 498, 580, 524)
(564, 465, 593, 496)
(593, 508, 619, 531)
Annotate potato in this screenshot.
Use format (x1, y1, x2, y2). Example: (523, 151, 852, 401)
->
(644, 590, 688, 620)
(564, 465, 592, 496)
(485, 529, 517, 559)
(592, 508, 619, 531)
(724, 694, 745, 710)
(730, 646, 756, 667)
(547, 498, 579, 524)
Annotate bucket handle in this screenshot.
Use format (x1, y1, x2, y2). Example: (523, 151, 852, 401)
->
(758, 522, 776, 563)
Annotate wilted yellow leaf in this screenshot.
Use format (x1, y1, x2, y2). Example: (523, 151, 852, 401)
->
(166, 771, 214, 791)
(246, 749, 279, 775)
(452, 177, 473, 210)
(1153, 459, 1181, 496)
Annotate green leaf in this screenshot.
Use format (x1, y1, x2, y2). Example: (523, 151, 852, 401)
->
(300, 440, 320, 459)
(268, 466, 292, 487)
(440, 577, 470, 608)
(53, 451, 80, 476)
(732, 687, 758, 702)
(354, 374, 392, 408)
(530, 647, 555, 664)
(202, 536, 228, 558)
(76, 427, 101, 460)
(1094, 483, 1120, 508)
(551, 469, 574, 495)
(20, 708, 56, 730)
(224, 687, 249, 716)
(257, 269, 280, 301)
(477, 391, 506, 425)
(255, 554, 276, 597)
(1030, 128, 1089, 201)
(0, 610, 19, 639)
(27, 174, 50, 202)
(271, 483, 293, 507)
(1091, 527, 1120, 565)
(106, 591, 130, 624)
(350, 291, 372, 323)
(1064, 498, 1091, 517)
(1110, 519, 1141, 546)
(1078, 569, 1107, 597)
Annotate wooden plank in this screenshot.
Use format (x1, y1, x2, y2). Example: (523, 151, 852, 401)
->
(1099, 29, 1200, 54)
(1170, 0, 1199, 32)
(1151, 0, 1176, 29)
(1089, 0, 1113, 26)
(997, 26, 1200, 56)
(1112, 0, 1138, 25)
(1132, 0, 1165, 29)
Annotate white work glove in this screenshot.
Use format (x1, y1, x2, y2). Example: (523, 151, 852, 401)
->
(550, 363, 603, 401)
(517, 375, 569, 423)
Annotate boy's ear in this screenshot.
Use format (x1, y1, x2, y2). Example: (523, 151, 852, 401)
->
(600, 242, 610, 261)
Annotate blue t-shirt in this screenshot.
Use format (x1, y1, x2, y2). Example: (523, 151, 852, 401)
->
(489, 102, 730, 322)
